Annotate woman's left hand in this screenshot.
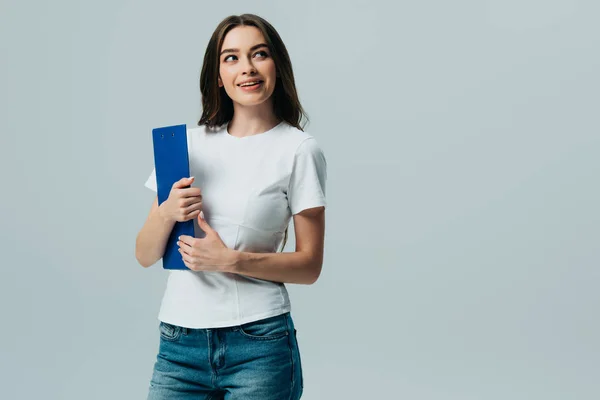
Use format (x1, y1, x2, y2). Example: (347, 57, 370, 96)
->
(177, 212, 235, 272)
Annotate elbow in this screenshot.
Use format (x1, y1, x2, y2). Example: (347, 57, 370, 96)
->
(135, 251, 152, 268)
(135, 247, 159, 268)
(135, 234, 157, 268)
(302, 250, 323, 284)
(135, 239, 155, 268)
(306, 262, 322, 285)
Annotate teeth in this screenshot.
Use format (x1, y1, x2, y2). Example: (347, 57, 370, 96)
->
(240, 81, 261, 87)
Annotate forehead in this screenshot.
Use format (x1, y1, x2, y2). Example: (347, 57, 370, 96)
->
(221, 26, 266, 49)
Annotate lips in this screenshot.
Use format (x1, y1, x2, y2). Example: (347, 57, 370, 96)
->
(238, 80, 264, 87)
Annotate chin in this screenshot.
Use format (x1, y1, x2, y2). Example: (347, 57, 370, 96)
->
(226, 85, 274, 107)
(233, 96, 272, 108)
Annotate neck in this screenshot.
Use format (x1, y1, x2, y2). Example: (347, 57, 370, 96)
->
(227, 99, 280, 138)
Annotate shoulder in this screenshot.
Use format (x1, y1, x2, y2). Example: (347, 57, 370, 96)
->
(187, 123, 225, 136)
(278, 123, 323, 155)
(185, 123, 226, 144)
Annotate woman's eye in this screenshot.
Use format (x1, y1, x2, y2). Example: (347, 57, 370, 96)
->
(223, 51, 268, 63)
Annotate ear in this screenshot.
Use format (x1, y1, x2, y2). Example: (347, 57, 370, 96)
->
(218, 76, 223, 87)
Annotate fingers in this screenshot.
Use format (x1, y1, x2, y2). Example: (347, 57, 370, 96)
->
(164, 177, 205, 222)
(178, 236, 195, 250)
(177, 195, 202, 208)
(178, 187, 202, 198)
(181, 199, 202, 214)
(178, 247, 196, 270)
(171, 179, 202, 204)
(174, 198, 202, 222)
(183, 209, 201, 221)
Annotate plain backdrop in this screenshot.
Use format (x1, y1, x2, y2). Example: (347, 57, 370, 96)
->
(1, 0, 599, 399)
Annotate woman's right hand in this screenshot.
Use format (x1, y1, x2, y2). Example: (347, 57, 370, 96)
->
(158, 177, 203, 223)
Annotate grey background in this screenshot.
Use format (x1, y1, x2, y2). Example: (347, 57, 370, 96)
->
(1, 0, 598, 399)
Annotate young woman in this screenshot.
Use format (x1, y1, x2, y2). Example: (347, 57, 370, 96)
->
(135, 13, 327, 400)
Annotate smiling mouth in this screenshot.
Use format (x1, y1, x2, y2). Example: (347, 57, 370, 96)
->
(238, 80, 264, 87)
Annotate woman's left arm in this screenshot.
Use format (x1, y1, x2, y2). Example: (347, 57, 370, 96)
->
(231, 206, 325, 285)
(177, 206, 325, 285)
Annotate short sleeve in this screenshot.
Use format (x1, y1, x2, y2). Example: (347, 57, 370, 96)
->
(144, 167, 157, 192)
(288, 137, 327, 215)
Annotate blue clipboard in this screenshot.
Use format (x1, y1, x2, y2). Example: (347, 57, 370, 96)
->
(151, 124, 195, 270)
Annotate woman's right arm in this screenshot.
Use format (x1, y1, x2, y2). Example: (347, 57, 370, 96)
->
(135, 177, 202, 268)
(135, 197, 176, 268)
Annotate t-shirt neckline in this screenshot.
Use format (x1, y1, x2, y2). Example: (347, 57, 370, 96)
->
(224, 120, 285, 140)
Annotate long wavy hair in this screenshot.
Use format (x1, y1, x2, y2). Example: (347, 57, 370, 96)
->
(198, 14, 308, 252)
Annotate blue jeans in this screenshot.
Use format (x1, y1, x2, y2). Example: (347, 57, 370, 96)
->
(147, 312, 303, 399)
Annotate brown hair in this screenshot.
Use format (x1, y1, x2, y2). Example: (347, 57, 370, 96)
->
(198, 14, 307, 252)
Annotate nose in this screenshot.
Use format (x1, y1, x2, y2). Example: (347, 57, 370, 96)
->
(241, 55, 257, 75)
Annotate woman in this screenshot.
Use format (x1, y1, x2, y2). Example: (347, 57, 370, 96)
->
(135, 13, 327, 400)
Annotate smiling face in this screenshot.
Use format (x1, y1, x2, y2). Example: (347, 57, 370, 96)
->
(218, 25, 277, 108)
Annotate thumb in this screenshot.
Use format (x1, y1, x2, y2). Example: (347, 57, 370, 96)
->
(197, 211, 212, 231)
(173, 176, 194, 189)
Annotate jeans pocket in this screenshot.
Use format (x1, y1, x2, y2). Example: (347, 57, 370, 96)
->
(238, 314, 290, 341)
(159, 321, 182, 342)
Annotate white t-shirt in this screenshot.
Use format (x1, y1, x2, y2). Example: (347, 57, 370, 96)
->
(144, 120, 327, 328)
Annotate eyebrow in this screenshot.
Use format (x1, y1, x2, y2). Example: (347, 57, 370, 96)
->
(220, 43, 269, 56)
